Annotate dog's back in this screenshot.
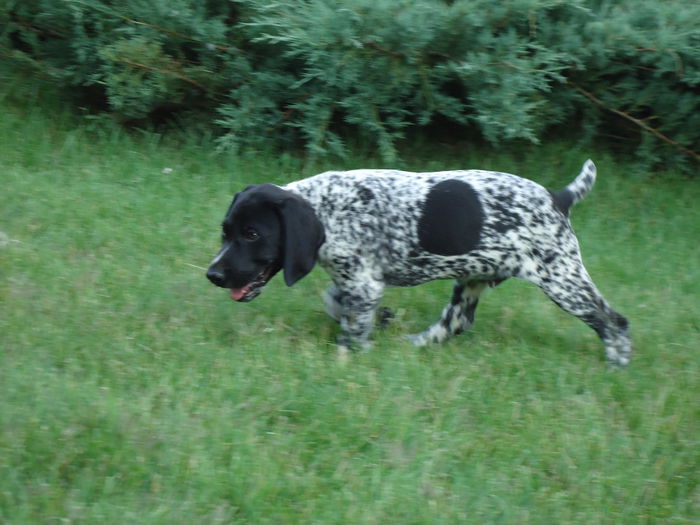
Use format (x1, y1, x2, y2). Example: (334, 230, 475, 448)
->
(285, 167, 580, 285)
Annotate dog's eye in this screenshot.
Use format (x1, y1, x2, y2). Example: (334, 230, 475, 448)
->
(243, 227, 260, 241)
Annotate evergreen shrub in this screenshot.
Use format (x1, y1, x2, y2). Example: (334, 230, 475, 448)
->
(2, 0, 698, 170)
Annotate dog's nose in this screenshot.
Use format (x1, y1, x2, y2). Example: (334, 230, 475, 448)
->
(206, 268, 226, 287)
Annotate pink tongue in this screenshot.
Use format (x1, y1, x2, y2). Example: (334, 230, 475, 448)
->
(229, 286, 250, 301)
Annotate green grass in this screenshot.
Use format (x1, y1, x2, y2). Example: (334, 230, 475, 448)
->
(1, 91, 699, 524)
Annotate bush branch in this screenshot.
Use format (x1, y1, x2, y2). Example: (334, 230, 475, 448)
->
(116, 58, 208, 90)
(569, 81, 700, 162)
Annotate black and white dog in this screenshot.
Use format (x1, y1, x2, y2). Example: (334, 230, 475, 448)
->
(207, 160, 631, 365)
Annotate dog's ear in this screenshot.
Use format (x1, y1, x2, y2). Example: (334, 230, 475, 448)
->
(278, 192, 325, 286)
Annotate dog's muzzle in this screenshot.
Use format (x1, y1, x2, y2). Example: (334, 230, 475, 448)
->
(206, 264, 279, 302)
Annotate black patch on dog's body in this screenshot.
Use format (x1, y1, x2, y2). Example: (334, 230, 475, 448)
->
(418, 180, 484, 255)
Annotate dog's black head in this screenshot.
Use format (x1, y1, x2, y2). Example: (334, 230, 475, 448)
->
(206, 184, 325, 302)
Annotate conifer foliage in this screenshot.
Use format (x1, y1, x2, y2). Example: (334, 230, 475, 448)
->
(2, 0, 699, 169)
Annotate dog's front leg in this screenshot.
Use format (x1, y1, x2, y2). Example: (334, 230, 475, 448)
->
(332, 277, 384, 353)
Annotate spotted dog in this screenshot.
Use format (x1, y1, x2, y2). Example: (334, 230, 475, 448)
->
(207, 160, 631, 366)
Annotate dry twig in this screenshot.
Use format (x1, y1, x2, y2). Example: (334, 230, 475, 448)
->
(569, 81, 700, 162)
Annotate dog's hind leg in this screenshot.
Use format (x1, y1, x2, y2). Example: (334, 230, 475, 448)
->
(408, 280, 488, 347)
(526, 262, 631, 366)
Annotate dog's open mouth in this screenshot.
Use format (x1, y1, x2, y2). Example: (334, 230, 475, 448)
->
(229, 265, 277, 302)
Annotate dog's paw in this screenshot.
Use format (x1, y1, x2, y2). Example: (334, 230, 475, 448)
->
(606, 350, 631, 368)
(604, 337, 632, 368)
(337, 345, 351, 364)
(406, 333, 429, 347)
(377, 307, 395, 329)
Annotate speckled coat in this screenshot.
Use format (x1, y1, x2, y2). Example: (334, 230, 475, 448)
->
(284, 160, 630, 365)
(207, 160, 630, 366)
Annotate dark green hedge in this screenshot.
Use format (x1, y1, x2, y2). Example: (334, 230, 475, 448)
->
(3, 0, 699, 169)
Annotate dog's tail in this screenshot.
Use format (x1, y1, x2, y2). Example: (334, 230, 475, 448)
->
(551, 159, 596, 216)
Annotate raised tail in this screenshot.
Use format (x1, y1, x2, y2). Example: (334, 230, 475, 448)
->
(551, 159, 597, 216)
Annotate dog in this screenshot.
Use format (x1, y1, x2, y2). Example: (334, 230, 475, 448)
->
(207, 160, 631, 366)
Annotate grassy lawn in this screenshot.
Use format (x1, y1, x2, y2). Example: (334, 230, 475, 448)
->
(1, 92, 699, 524)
